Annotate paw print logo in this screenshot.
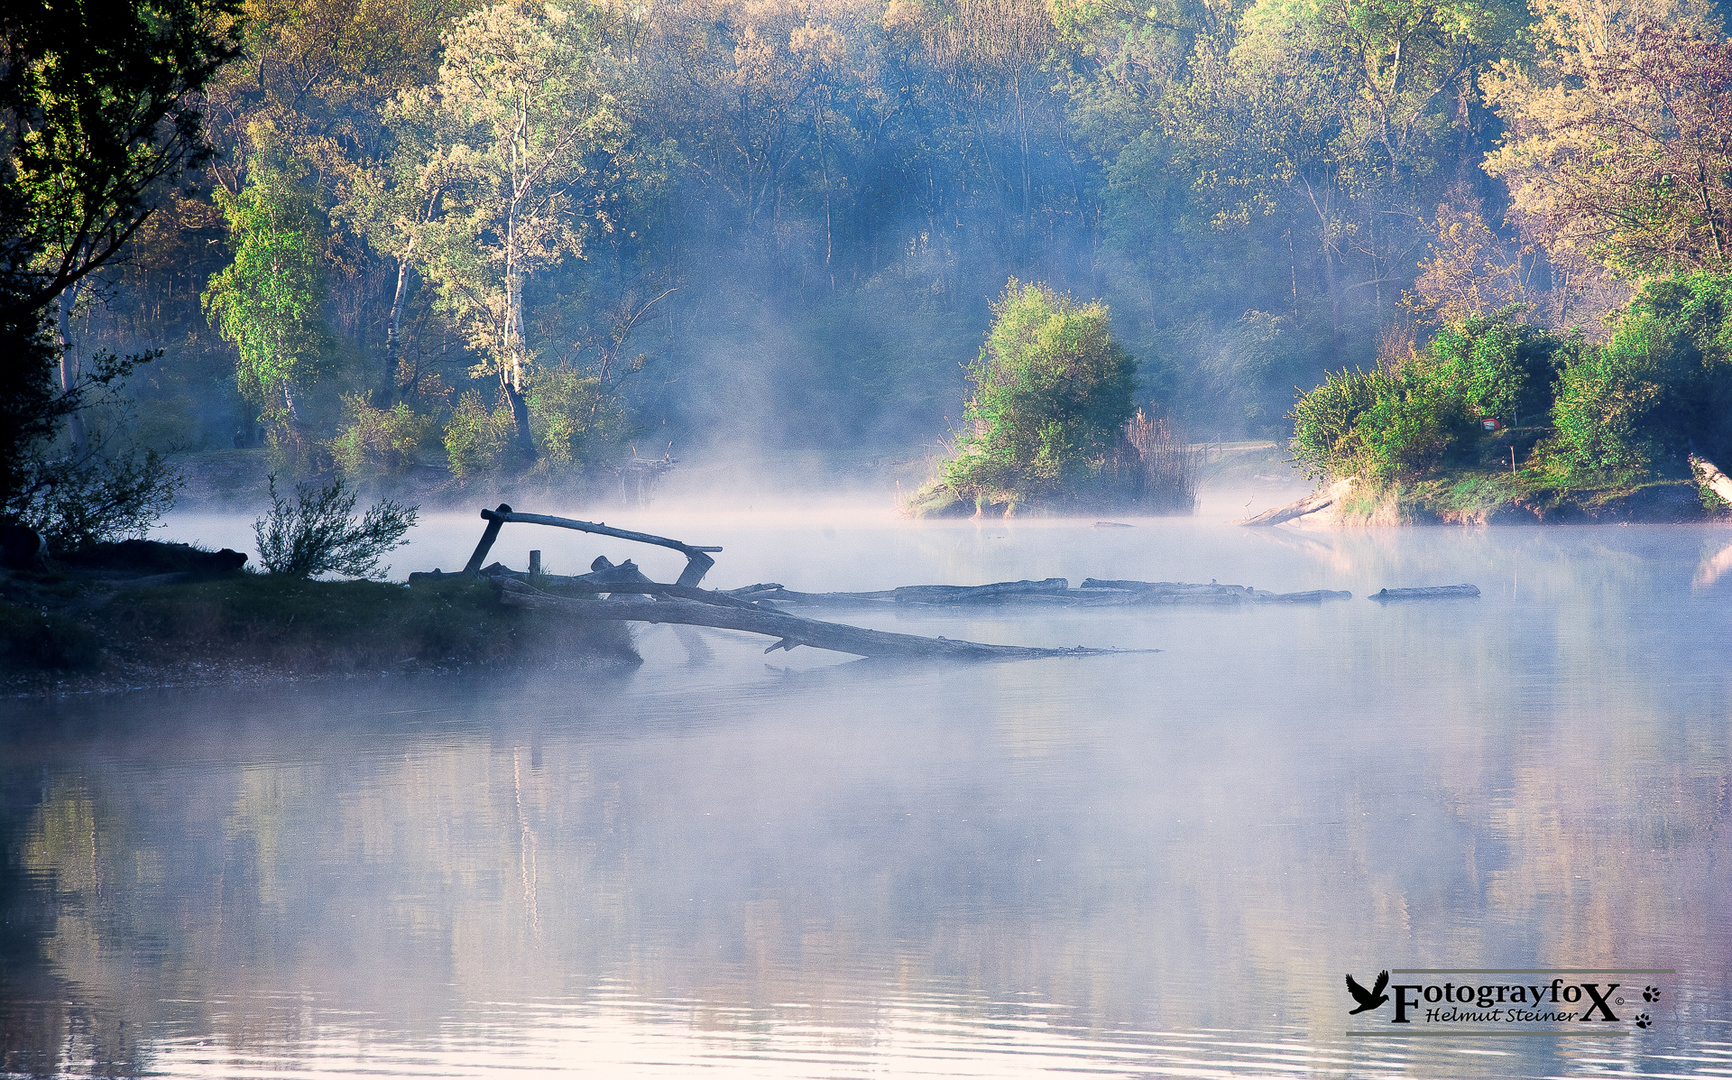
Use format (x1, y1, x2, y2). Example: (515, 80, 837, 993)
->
(1642, 986, 1661, 1002)
(1635, 1013, 1653, 1029)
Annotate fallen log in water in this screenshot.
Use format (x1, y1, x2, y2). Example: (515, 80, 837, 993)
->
(494, 579, 1137, 661)
(1080, 579, 1352, 604)
(411, 557, 658, 591)
(728, 578, 1349, 607)
(1240, 479, 1352, 526)
(894, 578, 1070, 604)
(1368, 584, 1480, 602)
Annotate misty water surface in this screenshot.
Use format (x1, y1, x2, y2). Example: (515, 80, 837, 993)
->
(4, 509, 1732, 1078)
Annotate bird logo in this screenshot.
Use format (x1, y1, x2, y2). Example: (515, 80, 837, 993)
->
(1346, 970, 1390, 1014)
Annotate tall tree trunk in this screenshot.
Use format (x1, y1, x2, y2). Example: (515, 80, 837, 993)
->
(499, 369, 535, 461)
(502, 181, 536, 464)
(380, 257, 412, 409)
(56, 282, 86, 449)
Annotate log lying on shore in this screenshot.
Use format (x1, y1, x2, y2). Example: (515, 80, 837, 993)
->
(1240, 479, 1352, 526)
(1691, 455, 1732, 506)
(494, 579, 1137, 661)
(1368, 584, 1480, 602)
(412, 556, 657, 591)
(459, 504, 722, 586)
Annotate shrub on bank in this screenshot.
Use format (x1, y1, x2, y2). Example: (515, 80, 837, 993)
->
(330, 395, 438, 480)
(1288, 277, 1732, 494)
(1546, 274, 1732, 476)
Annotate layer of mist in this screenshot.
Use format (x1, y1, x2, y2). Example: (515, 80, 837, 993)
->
(3, 518, 1730, 1076)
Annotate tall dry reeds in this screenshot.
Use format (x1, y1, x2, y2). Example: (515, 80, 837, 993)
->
(1127, 409, 1199, 513)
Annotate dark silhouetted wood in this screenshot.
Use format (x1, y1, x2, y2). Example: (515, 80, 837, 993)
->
(462, 503, 513, 574)
(477, 508, 720, 586)
(495, 579, 1137, 661)
(737, 578, 1352, 607)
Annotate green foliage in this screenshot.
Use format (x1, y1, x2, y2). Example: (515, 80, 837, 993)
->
(442, 390, 516, 480)
(0, 0, 243, 308)
(1289, 362, 1479, 484)
(329, 395, 437, 479)
(1288, 366, 1384, 481)
(1545, 272, 1732, 475)
(1292, 273, 1732, 489)
(10, 445, 182, 554)
(253, 474, 417, 579)
(1352, 371, 1475, 483)
(939, 281, 1137, 506)
(526, 367, 626, 469)
(203, 165, 333, 419)
(1425, 308, 1570, 427)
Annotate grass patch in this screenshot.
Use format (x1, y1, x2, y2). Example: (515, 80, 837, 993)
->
(0, 601, 102, 670)
(96, 573, 636, 674)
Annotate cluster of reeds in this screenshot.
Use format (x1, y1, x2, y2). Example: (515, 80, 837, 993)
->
(1126, 409, 1199, 513)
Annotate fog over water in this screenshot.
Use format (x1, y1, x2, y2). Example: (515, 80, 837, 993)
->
(5, 500, 1732, 1078)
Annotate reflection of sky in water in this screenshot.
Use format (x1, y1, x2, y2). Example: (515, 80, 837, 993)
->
(6, 513, 1732, 1077)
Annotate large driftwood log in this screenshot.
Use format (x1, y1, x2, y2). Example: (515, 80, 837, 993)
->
(1691, 455, 1732, 506)
(1081, 579, 1352, 603)
(1240, 479, 1352, 526)
(461, 506, 722, 586)
(412, 558, 658, 591)
(894, 578, 1070, 604)
(733, 578, 1350, 607)
(495, 579, 1134, 661)
(1368, 584, 1480, 602)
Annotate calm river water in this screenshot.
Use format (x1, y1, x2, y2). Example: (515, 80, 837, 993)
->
(5, 502, 1732, 1078)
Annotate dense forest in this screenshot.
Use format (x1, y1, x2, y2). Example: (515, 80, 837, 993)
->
(8, 0, 1732, 529)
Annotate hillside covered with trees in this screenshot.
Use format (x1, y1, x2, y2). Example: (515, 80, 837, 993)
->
(7, 0, 1732, 534)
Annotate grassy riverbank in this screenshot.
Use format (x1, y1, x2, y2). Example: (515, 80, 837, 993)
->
(1, 569, 637, 695)
(1331, 472, 1706, 524)
(1315, 425, 1714, 524)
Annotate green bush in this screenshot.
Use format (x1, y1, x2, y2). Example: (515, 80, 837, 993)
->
(1288, 367, 1383, 480)
(939, 280, 1137, 507)
(330, 395, 437, 480)
(443, 389, 516, 481)
(1289, 361, 1478, 485)
(527, 367, 626, 469)
(1545, 273, 1732, 475)
(1354, 372, 1475, 483)
(254, 474, 417, 579)
(10, 444, 182, 554)
(1426, 307, 1570, 427)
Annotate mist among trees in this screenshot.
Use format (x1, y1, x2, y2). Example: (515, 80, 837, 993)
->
(9, 0, 1732, 523)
